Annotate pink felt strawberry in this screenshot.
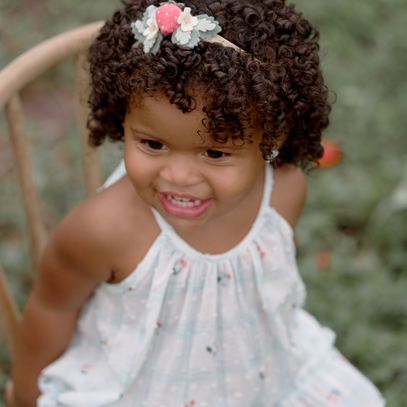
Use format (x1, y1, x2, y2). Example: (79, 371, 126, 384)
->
(155, 3, 182, 35)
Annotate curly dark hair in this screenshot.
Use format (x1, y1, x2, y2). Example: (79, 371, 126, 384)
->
(88, 0, 331, 168)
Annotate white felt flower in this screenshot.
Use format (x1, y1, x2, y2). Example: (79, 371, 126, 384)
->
(143, 13, 159, 40)
(177, 7, 198, 32)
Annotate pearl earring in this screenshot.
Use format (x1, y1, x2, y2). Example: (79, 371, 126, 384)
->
(266, 150, 279, 162)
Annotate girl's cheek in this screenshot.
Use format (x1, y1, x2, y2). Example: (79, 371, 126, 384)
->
(210, 167, 252, 200)
(125, 152, 153, 183)
(129, 159, 155, 179)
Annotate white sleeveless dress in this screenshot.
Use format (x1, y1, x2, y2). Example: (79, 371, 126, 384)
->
(38, 161, 385, 407)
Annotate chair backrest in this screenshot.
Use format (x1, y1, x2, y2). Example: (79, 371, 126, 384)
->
(0, 21, 104, 360)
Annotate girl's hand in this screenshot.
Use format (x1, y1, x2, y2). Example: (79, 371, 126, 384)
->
(5, 380, 35, 407)
(5, 380, 16, 407)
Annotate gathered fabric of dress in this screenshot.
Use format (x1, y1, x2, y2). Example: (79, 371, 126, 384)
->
(38, 161, 385, 407)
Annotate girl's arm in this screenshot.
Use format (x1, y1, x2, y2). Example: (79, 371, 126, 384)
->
(9, 201, 114, 407)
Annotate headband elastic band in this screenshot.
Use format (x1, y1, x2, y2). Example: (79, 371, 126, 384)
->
(204, 35, 244, 53)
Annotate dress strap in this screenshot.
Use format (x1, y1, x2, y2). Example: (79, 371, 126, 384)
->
(152, 208, 173, 233)
(260, 163, 274, 211)
(98, 159, 127, 191)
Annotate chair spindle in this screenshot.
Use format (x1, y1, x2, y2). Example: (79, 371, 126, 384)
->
(75, 52, 101, 198)
(0, 264, 21, 360)
(5, 93, 48, 272)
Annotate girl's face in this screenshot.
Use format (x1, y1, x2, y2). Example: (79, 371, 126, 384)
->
(124, 92, 266, 232)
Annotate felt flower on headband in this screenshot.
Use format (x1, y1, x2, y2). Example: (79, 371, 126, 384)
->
(131, 1, 222, 54)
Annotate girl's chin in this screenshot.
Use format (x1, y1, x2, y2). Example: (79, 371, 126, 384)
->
(158, 193, 212, 219)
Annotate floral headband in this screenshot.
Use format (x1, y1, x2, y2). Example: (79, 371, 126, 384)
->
(131, 1, 241, 54)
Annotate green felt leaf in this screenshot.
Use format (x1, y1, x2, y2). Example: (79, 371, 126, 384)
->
(143, 36, 157, 53)
(197, 17, 216, 32)
(135, 20, 145, 34)
(145, 5, 157, 19)
(183, 29, 201, 48)
(173, 27, 191, 45)
(150, 33, 164, 55)
(131, 21, 147, 44)
(131, 6, 160, 52)
(196, 15, 222, 40)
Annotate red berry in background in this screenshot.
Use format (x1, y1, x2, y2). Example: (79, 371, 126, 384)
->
(314, 250, 332, 270)
(318, 138, 342, 168)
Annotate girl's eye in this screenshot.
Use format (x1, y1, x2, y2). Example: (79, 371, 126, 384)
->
(144, 140, 165, 150)
(205, 149, 227, 159)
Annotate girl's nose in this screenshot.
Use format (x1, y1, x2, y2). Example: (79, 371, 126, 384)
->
(160, 155, 204, 187)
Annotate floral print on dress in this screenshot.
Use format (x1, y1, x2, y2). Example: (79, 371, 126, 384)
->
(206, 342, 219, 356)
(326, 389, 341, 404)
(80, 364, 94, 374)
(257, 244, 266, 257)
(173, 258, 187, 275)
(217, 271, 232, 285)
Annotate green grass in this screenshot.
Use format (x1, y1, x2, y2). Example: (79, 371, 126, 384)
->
(1, 0, 406, 406)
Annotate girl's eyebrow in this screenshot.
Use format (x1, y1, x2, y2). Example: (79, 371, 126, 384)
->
(203, 139, 245, 150)
(130, 128, 165, 142)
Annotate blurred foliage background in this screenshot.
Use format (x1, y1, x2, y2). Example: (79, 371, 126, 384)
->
(0, 0, 406, 406)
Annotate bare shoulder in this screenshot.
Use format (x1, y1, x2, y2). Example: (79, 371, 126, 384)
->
(51, 175, 156, 278)
(269, 163, 307, 229)
(48, 178, 128, 279)
(35, 176, 158, 309)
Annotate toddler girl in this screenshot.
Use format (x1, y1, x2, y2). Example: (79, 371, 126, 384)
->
(9, 0, 385, 406)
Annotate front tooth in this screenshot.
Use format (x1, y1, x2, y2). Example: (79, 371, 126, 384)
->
(187, 202, 194, 208)
(181, 197, 190, 202)
(181, 202, 188, 208)
(174, 196, 182, 201)
(194, 200, 201, 205)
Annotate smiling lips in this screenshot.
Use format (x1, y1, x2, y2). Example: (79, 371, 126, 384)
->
(159, 192, 212, 218)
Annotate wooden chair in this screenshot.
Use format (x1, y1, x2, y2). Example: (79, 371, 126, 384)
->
(0, 21, 104, 362)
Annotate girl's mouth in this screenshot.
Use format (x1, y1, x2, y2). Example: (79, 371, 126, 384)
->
(158, 192, 212, 218)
